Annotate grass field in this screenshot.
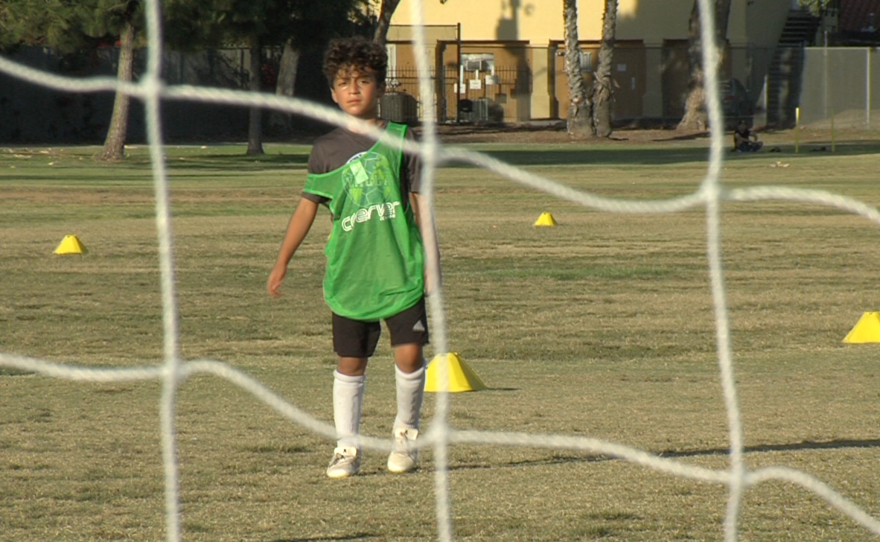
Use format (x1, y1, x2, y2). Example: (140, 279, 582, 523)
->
(3, 132, 880, 541)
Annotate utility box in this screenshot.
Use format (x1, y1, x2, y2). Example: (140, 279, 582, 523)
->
(459, 98, 491, 122)
(380, 92, 418, 124)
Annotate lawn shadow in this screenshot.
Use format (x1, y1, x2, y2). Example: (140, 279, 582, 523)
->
(442, 147, 712, 168)
(447, 437, 880, 472)
(274, 534, 376, 542)
(448, 452, 609, 472)
(439, 139, 880, 168)
(651, 131, 711, 142)
(168, 153, 310, 172)
(484, 387, 519, 392)
(659, 437, 880, 458)
(0, 367, 35, 376)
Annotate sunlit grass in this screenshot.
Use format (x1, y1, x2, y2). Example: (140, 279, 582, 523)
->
(2, 137, 880, 541)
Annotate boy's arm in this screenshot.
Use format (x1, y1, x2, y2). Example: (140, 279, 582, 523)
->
(411, 192, 442, 296)
(267, 197, 320, 298)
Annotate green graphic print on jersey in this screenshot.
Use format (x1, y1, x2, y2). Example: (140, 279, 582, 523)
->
(304, 123, 425, 321)
(343, 152, 395, 207)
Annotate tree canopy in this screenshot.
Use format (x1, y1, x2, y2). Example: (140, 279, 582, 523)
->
(0, 0, 146, 159)
(162, 0, 366, 154)
(163, 0, 366, 51)
(0, 0, 144, 53)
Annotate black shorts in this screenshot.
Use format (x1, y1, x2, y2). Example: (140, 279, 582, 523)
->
(332, 298, 429, 358)
(333, 298, 428, 358)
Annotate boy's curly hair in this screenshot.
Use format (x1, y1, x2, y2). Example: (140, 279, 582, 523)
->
(323, 36, 387, 88)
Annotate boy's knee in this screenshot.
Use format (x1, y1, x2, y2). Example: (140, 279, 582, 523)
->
(393, 344, 425, 373)
(337, 357, 368, 376)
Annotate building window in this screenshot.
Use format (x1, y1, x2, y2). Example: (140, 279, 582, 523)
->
(461, 53, 495, 73)
(579, 51, 592, 72)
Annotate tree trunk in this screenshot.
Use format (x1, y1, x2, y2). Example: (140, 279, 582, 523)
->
(269, 41, 301, 135)
(275, 42, 300, 99)
(563, 0, 592, 138)
(678, 0, 731, 131)
(592, 0, 618, 138)
(97, 20, 135, 162)
(246, 38, 264, 155)
(373, 0, 401, 46)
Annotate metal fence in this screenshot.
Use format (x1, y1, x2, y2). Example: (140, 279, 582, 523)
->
(3, 44, 879, 143)
(381, 45, 880, 131)
(795, 47, 879, 129)
(381, 66, 532, 124)
(725, 46, 880, 130)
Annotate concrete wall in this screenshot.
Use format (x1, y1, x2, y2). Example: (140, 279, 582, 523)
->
(387, 0, 794, 123)
(389, 0, 776, 45)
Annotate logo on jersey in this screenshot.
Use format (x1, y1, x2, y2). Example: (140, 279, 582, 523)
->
(341, 151, 400, 232)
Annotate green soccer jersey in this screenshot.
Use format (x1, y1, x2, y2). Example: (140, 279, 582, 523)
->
(303, 122, 424, 321)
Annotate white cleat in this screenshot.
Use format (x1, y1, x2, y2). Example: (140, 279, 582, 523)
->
(326, 447, 361, 479)
(387, 428, 419, 474)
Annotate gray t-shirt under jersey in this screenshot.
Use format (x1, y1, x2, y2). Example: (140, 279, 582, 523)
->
(303, 122, 421, 208)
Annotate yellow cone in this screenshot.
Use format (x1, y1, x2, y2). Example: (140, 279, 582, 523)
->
(843, 312, 880, 343)
(54, 234, 87, 255)
(425, 352, 487, 393)
(534, 212, 558, 227)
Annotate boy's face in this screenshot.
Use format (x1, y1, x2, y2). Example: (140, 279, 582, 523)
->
(331, 66, 385, 121)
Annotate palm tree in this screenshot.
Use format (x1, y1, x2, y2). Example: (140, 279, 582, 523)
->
(591, 0, 618, 137)
(563, 0, 591, 138)
(677, 0, 731, 132)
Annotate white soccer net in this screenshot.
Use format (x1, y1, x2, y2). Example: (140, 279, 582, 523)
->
(3, 1, 880, 541)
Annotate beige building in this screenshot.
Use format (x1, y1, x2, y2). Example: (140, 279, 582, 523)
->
(379, 0, 807, 124)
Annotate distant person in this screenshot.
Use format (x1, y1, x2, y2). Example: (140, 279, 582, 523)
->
(267, 37, 441, 479)
(733, 120, 763, 152)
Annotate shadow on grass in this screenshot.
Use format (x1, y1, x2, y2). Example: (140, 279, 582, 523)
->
(440, 140, 880, 168)
(659, 437, 880, 458)
(442, 147, 711, 168)
(448, 452, 609, 472)
(168, 153, 310, 171)
(274, 535, 375, 542)
(448, 438, 880, 472)
(0, 367, 34, 376)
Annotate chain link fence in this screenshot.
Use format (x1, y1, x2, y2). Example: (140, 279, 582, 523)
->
(795, 47, 878, 129)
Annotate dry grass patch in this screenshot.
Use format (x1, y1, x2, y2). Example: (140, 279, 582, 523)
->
(2, 141, 880, 540)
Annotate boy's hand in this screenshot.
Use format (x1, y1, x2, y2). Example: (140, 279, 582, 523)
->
(267, 197, 320, 298)
(267, 265, 287, 298)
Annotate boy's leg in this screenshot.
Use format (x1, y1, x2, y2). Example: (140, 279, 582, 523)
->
(333, 358, 368, 449)
(387, 344, 425, 474)
(387, 300, 429, 431)
(393, 344, 426, 429)
(328, 315, 380, 478)
(385, 300, 429, 473)
(328, 361, 367, 479)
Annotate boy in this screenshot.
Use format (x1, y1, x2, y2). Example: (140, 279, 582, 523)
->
(267, 36, 440, 479)
(733, 119, 763, 152)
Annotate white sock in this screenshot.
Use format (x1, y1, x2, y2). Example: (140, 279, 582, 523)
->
(333, 370, 365, 449)
(394, 364, 425, 430)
